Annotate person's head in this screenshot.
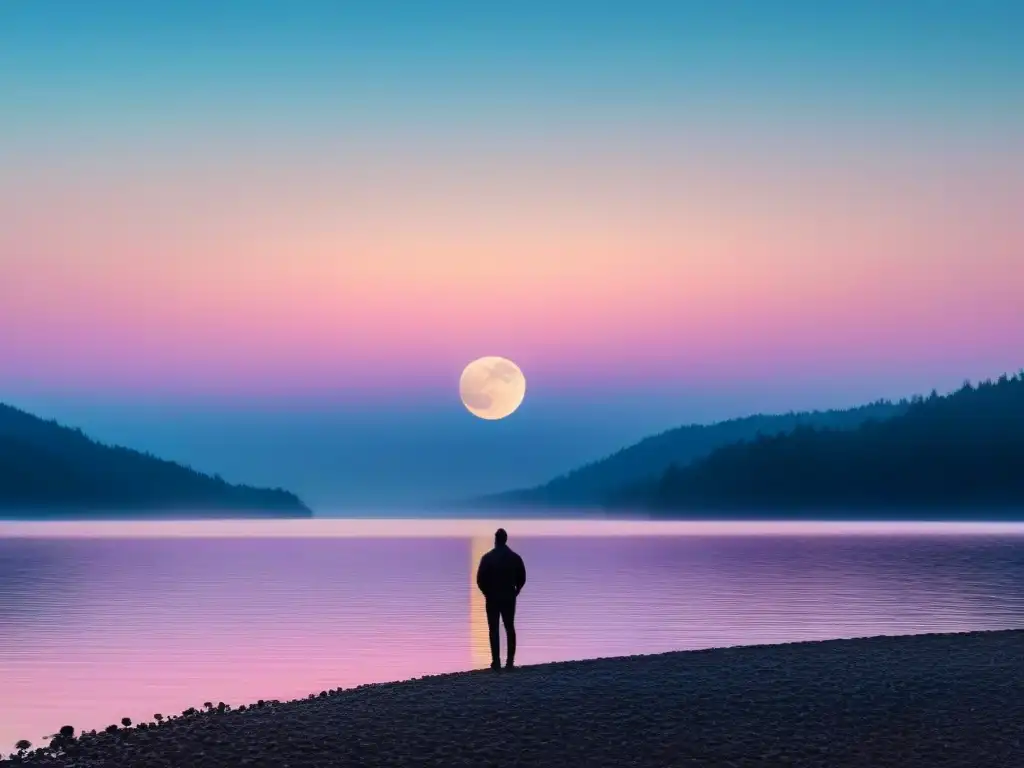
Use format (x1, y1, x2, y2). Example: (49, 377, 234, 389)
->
(494, 528, 508, 547)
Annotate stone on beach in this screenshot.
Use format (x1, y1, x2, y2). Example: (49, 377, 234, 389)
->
(3, 630, 1021, 767)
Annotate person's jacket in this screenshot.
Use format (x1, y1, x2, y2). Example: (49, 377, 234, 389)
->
(476, 544, 526, 601)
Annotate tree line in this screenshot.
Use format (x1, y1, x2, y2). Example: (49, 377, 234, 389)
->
(618, 372, 1024, 515)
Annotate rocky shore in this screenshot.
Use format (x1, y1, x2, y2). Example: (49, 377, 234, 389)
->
(4, 630, 1021, 767)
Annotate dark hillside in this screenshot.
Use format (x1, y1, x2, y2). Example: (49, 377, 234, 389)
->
(627, 372, 1024, 516)
(0, 403, 311, 517)
(482, 400, 907, 507)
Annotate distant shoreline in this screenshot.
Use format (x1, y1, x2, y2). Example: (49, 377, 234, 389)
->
(466, 500, 1024, 521)
(0, 507, 313, 521)
(5, 629, 1020, 767)
(3, 517, 1024, 539)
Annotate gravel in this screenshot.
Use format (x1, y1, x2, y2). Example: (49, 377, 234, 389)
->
(3, 630, 1022, 767)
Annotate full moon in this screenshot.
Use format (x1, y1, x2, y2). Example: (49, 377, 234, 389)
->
(459, 356, 527, 420)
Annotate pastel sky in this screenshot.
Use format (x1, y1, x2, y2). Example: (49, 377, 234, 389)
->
(1, 1, 1022, 506)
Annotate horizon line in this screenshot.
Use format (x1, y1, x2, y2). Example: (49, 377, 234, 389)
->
(2, 518, 1024, 538)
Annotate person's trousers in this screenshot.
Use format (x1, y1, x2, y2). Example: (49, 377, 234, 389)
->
(485, 596, 516, 665)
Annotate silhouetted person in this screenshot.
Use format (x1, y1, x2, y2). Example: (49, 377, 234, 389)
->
(476, 527, 526, 670)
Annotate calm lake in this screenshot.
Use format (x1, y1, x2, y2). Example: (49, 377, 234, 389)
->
(2, 518, 1024, 748)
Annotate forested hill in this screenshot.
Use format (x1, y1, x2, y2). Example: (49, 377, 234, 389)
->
(481, 400, 908, 508)
(625, 372, 1024, 516)
(0, 403, 311, 517)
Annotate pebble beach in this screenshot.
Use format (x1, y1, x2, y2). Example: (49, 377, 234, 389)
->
(3, 630, 1021, 768)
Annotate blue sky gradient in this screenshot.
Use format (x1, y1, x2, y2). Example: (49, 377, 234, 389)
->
(2, 1, 1022, 508)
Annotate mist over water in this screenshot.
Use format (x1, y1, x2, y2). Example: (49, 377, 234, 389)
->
(2, 519, 1024, 747)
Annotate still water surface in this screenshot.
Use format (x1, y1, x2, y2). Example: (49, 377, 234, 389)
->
(2, 518, 1024, 748)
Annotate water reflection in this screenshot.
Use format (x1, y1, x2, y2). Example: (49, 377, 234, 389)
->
(469, 535, 491, 669)
(1, 523, 1024, 749)
(0, 539, 86, 630)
